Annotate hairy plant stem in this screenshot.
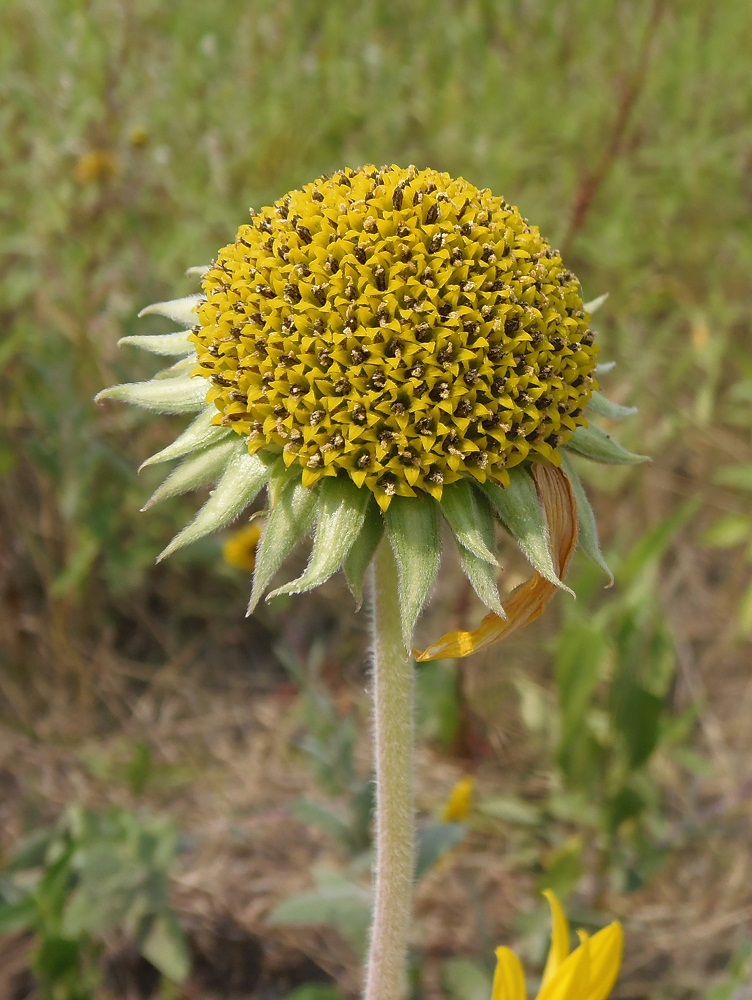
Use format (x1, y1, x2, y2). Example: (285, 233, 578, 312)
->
(364, 540, 415, 1000)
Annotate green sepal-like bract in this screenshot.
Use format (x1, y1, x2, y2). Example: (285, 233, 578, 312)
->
(385, 496, 441, 648)
(142, 440, 239, 510)
(584, 292, 609, 315)
(566, 424, 649, 465)
(439, 480, 498, 565)
(138, 294, 203, 326)
(456, 487, 505, 617)
(481, 467, 574, 596)
(588, 392, 639, 421)
(344, 497, 385, 609)
(118, 331, 195, 356)
(560, 452, 613, 584)
(96, 376, 207, 414)
(246, 475, 319, 614)
(267, 475, 372, 599)
(139, 409, 230, 471)
(158, 448, 273, 561)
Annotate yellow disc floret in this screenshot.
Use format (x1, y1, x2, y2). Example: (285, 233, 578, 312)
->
(192, 165, 597, 509)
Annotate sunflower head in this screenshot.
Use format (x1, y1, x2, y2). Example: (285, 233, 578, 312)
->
(193, 164, 597, 508)
(97, 165, 647, 656)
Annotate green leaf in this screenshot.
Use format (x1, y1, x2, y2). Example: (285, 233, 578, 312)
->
(268, 877, 372, 954)
(293, 799, 353, 849)
(476, 795, 540, 826)
(415, 822, 467, 879)
(139, 911, 191, 982)
(565, 424, 649, 465)
(535, 836, 583, 899)
(605, 786, 644, 833)
(139, 407, 230, 469)
(35, 936, 81, 979)
(268, 476, 371, 598)
(142, 439, 239, 509)
(480, 467, 573, 595)
(247, 474, 319, 613)
(441, 957, 493, 1000)
(612, 685, 663, 770)
(0, 895, 38, 934)
(702, 513, 751, 548)
(385, 496, 441, 647)
(560, 452, 613, 583)
(138, 293, 203, 326)
(158, 449, 272, 560)
(713, 464, 752, 491)
(119, 331, 195, 356)
(555, 622, 608, 748)
(587, 392, 638, 421)
(95, 376, 207, 414)
(343, 497, 384, 608)
(440, 480, 498, 563)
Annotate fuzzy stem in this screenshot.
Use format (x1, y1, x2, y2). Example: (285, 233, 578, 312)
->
(364, 540, 415, 1000)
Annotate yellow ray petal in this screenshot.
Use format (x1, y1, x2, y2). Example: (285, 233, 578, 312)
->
(491, 946, 527, 1000)
(414, 464, 578, 661)
(582, 922, 624, 1000)
(537, 932, 590, 1000)
(540, 890, 571, 987)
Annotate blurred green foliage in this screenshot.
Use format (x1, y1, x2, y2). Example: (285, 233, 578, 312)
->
(0, 806, 188, 999)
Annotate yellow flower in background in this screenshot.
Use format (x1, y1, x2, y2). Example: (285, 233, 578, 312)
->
(222, 521, 263, 571)
(74, 149, 118, 185)
(98, 164, 647, 657)
(442, 775, 475, 822)
(491, 891, 623, 1000)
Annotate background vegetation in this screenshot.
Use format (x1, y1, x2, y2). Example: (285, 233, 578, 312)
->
(1, 0, 751, 997)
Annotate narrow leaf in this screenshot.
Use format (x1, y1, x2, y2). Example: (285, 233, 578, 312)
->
(139, 911, 190, 982)
(343, 497, 384, 608)
(142, 440, 238, 509)
(440, 480, 498, 564)
(587, 392, 638, 421)
(566, 424, 650, 465)
(118, 331, 195, 356)
(138, 294, 203, 326)
(385, 496, 441, 647)
(560, 452, 613, 583)
(480, 466, 573, 595)
(139, 408, 230, 470)
(268, 476, 371, 598)
(158, 449, 272, 560)
(95, 376, 206, 414)
(247, 475, 319, 613)
(415, 823, 467, 879)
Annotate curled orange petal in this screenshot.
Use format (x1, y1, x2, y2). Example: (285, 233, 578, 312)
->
(414, 464, 578, 661)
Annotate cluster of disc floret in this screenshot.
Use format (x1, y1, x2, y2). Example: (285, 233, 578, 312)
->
(192, 164, 598, 509)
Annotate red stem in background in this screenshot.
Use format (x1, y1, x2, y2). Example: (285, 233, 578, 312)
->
(561, 0, 665, 256)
